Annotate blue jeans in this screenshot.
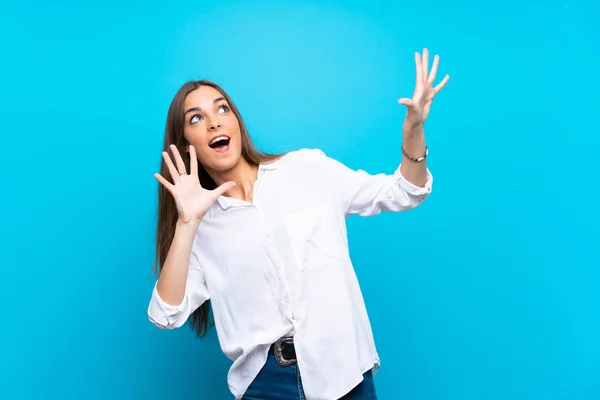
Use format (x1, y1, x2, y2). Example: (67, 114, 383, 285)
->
(242, 354, 377, 400)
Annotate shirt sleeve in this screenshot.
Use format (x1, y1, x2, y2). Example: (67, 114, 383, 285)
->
(308, 148, 433, 217)
(147, 250, 210, 330)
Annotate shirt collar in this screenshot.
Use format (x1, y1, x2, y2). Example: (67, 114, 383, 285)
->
(208, 159, 281, 218)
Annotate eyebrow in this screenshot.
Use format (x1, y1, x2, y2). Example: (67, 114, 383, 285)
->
(184, 97, 227, 116)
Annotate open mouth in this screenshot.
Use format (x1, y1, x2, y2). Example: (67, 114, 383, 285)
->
(209, 135, 231, 152)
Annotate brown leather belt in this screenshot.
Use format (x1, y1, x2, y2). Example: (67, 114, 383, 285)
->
(268, 336, 296, 367)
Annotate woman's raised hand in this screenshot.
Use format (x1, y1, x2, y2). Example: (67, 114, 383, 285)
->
(154, 144, 236, 225)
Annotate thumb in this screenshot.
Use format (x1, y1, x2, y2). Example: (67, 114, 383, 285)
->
(398, 98, 413, 107)
(213, 181, 237, 197)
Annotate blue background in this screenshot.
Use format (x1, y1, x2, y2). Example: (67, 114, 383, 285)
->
(1, 0, 599, 399)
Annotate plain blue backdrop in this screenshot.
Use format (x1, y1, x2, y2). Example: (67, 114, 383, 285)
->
(1, 0, 599, 399)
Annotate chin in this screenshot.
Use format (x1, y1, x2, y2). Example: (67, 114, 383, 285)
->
(212, 157, 241, 172)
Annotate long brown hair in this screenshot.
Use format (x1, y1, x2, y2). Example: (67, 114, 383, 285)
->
(153, 80, 282, 337)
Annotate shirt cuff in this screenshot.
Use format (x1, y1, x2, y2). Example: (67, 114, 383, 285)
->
(147, 282, 185, 328)
(395, 165, 433, 196)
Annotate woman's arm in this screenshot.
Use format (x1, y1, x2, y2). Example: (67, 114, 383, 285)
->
(398, 48, 449, 187)
(147, 222, 210, 330)
(148, 145, 224, 329)
(308, 148, 433, 217)
(155, 220, 201, 306)
(303, 50, 448, 217)
(399, 122, 428, 187)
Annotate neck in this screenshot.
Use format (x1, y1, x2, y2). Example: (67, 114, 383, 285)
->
(209, 157, 258, 203)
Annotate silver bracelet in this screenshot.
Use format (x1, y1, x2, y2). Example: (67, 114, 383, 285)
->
(401, 145, 428, 162)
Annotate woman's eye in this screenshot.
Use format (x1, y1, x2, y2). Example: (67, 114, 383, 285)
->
(190, 105, 228, 124)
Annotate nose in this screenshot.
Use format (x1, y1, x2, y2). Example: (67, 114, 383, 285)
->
(208, 118, 221, 131)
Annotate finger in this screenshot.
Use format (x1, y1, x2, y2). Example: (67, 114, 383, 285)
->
(415, 52, 423, 84)
(428, 55, 439, 85)
(162, 151, 180, 182)
(423, 101, 432, 115)
(422, 48, 429, 82)
(398, 98, 414, 108)
(434, 74, 450, 94)
(213, 181, 237, 198)
(189, 145, 198, 177)
(170, 144, 187, 175)
(154, 173, 174, 192)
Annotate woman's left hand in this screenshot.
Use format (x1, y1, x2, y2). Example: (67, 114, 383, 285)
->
(398, 48, 450, 127)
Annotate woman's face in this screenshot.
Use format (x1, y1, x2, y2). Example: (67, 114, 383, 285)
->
(183, 85, 242, 174)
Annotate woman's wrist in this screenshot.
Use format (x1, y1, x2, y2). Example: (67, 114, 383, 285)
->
(176, 217, 202, 231)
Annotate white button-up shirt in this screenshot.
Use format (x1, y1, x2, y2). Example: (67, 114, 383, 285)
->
(147, 148, 433, 400)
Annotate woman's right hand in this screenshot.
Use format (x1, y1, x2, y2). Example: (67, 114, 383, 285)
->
(154, 144, 236, 225)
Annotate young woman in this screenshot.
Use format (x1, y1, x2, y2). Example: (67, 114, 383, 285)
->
(147, 48, 449, 400)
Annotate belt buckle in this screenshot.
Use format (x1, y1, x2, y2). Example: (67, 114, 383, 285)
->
(274, 337, 296, 367)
